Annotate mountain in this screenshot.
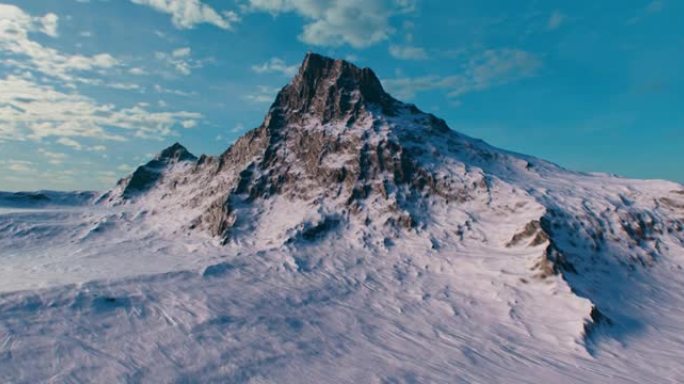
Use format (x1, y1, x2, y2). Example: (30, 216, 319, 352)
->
(1, 53, 684, 383)
(0, 190, 96, 208)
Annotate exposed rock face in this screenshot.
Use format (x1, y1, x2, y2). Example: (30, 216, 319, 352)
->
(176, 53, 487, 239)
(158, 142, 198, 163)
(272, 52, 399, 125)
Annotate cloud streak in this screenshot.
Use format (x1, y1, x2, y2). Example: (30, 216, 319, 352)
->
(389, 45, 427, 60)
(0, 4, 120, 84)
(131, 0, 239, 30)
(383, 48, 541, 99)
(0, 75, 202, 142)
(246, 0, 415, 48)
(547, 11, 565, 30)
(245, 85, 280, 103)
(251, 57, 299, 76)
(155, 47, 203, 75)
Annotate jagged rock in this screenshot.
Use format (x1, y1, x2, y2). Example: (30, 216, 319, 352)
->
(157, 142, 197, 163)
(274, 52, 399, 124)
(507, 220, 548, 247)
(115, 143, 197, 199)
(153, 53, 490, 242)
(582, 305, 613, 346)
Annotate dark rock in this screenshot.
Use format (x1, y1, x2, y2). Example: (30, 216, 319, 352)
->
(118, 143, 197, 199)
(271, 52, 399, 126)
(506, 220, 548, 247)
(157, 142, 197, 162)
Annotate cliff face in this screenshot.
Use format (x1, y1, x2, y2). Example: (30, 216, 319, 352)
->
(191, 53, 498, 240)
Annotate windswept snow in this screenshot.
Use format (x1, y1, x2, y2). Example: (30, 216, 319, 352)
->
(1, 179, 683, 382)
(0, 204, 225, 293)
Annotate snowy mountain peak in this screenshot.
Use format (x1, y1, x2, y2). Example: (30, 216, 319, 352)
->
(156, 142, 197, 163)
(269, 52, 398, 126)
(107, 142, 197, 200)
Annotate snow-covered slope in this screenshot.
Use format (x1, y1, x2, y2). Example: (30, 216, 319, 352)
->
(1, 53, 683, 382)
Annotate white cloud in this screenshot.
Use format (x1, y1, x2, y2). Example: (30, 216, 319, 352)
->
(89, 145, 107, 152)
(105, 82, 142, 91)
(155, 48, 203, 75)
(172, 47, 191, 58)
(230, 122, 245, 133)
(153, 84, 194, 96)
(0, 4, 119, 83)
(0, 159, 36, 173)
(245, 85, 280, 103)
(251, 57, 298, 76)
(547, 11, 565, 30)
(246, 0, 415, 48)
(0, 75, 202, 142)
(129, 67, 147, 75)
(131, 0, 239, 30)
(39, 13, 59, 37)
(56, 137, 83, 150)
(180, 120, 197, 129)
(389, 45, 427, 60)
(117, 164, 134, 172)
(383, 48, 541, 99)
(38, 148, 68, 164)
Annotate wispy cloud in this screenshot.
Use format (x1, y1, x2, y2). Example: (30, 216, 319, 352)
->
(383, 48, 541, 99)
(155, 47, 205, 75)
(153, 84, 194, 96)
(0, 4, 119, 84)
(389, 45, 428, 60)
(56, 137, 83, 150)
(251, 58, 298, 77)
(230, 122, 246, 133)
(245, 0, 415, 48)
(130, 0, 239, 30)
(0, 159, 36, 173)
(38, 148, 68, 165)
(646, 1, 664, 13)
(547, 11, 565, 30)
(129, 67, 147, 76)
(245, 85, 280, 103)
(627, 1, 664, 24)
(0, 75, 202, 142)
(39, 13, 58, 37)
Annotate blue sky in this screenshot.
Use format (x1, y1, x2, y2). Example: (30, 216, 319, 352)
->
(0, 0, 681, 191)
